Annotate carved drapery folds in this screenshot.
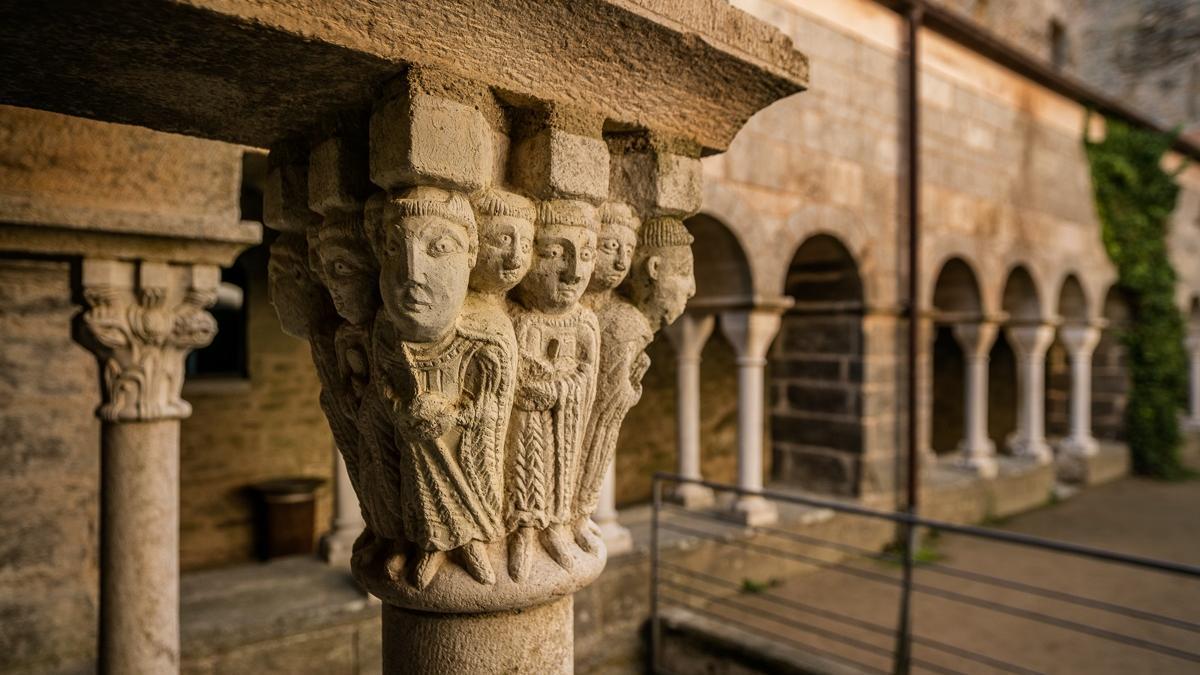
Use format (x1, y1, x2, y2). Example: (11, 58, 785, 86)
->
(265, 67, 698, 613)
(80, 259, 220, 422)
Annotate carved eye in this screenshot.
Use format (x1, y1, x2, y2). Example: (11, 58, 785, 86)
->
(498, 234, 513, 246)
(520, 240, 532, 254)
(333, 260, 355, 277)
(601, 240, 618, 252)
(541, 245, 562, 259)
(429, 235, 461, 257)
(579, 247, 594, 262)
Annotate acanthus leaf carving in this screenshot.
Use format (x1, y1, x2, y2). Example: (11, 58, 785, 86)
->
(80, 260, 220, 422)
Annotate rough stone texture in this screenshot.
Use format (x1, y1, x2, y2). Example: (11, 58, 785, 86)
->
(0, 259, 100, 675)
(384, 598, 573, 673)
(180, 245, 335, 571)
(0, 0, 808, 154)
(0, 105, 258, 265)
(1057, 440, 1130, 486)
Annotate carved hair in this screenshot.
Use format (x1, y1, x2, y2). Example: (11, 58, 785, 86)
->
(474, 187, 536, 223)
(638, 216, 693, 247)
(386, 185, 477, 231)
(536, 199, 598, 232)
(598, 201, 640, 234)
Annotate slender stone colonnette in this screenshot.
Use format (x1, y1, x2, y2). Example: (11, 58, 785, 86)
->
(265, 67, 702, 672)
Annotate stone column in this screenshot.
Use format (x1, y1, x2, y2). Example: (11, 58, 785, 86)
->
(320, 447, 367, 567)
(663, 311, 717, 508)
(1058, 324, 1102, 458)
(720, 307, 784, 526)
(592, 465, 632, 555)
(1186, 333, 1200, 430)
(952, 321, 999, 478)
(79, 259, 220, 675)
(1006, 323, 1056, 464)
(264, 68, 709, 673)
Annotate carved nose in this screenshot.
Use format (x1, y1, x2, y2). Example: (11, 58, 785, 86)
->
(613, 260, 627, 272)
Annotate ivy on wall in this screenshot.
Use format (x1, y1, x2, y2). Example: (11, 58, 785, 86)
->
(1085, 116, 1189, 478)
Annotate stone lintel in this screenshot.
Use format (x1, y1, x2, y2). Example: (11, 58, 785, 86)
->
(0, 0, 808, 155)
(0, 105, 260, 266)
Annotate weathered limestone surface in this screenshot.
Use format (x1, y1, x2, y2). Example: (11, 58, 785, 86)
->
(0, 259, 100, 675)
(0, 104, 257, 264)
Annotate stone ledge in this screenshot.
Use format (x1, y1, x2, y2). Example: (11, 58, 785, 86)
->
(0, 0, 807, 154)
(1055, 441, 1130, 487)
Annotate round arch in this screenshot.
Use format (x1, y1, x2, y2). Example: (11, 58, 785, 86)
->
(783, 234, 863, 308)
(1001, 265, 1043, 322)
(931, 256, 984, 318)
(684, 213, 754, 301)
(1056, 274, 1089, 325)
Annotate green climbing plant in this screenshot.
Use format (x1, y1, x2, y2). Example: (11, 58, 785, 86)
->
(1085, 116, 1189, 478)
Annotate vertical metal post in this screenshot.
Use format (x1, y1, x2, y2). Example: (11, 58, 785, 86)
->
(650, 476, 663, 673)
(896, 2, 923, 673)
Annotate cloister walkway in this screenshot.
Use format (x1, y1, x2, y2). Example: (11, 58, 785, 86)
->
(665, 472, 1200, 674)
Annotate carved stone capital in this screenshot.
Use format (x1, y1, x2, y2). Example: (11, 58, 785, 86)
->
(80, 259, 219, 422)
(264, 69, 701, 617)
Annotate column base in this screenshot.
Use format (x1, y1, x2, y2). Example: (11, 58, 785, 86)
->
(670, 482, 716, 509)
(725, 495, 778, 527)
(1056, 435, 1099, 459)
(1007, 437, 1053, 465)
(953, 440, 998, 479)
(598, 520, 633, 557)
(382, 596, 573, 674)
(319, 525, 361, 568)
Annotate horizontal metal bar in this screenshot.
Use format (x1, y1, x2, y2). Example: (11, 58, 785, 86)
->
(663, 506, 1200, 635)
(654, 473, 1200, 578)
(661, 561, 1040, 675)
(657, 593, 892, 675)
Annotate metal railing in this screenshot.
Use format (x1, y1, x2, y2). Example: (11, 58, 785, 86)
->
(649, 473, 1200, 675)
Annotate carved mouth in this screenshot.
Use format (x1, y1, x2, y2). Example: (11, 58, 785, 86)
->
(499, 269, 522, 282)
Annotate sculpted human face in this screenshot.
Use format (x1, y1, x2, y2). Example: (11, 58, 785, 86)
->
(471, 215, 534, 294)
(635, 244, 696, 328)
(518, 224, 596, 313)
(588, 225, 637, 293)
(314, 235, 377, 325)
(380, 215, 475, 343)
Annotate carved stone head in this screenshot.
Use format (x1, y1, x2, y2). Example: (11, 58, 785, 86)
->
(309, 211, 379, 325)
(470, 188, 536, 295)
(268, 233, 331, 340)
(587, 202, 639, 293)
(376, 186, 477, 343)
(628, 216, 695, 330)
(517, 200, 597, 313)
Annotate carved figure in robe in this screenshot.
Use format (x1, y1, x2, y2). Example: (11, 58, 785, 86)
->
(307, 209, 380, 525)
(463, 187, 535, 338)
(370, 185, 515, 589)
(506, 199, 600, 580)
(576, 202, 644, 551)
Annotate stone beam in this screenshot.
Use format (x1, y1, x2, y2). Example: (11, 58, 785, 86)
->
(0, 0, 807, 154)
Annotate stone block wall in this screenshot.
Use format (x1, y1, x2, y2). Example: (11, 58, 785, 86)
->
(769, 311, 865, 495)
(180, 244, 334, 571)
(0, 259, 100, 674)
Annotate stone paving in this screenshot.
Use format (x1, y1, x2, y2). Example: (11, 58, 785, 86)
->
(661, 474, 1200, 674)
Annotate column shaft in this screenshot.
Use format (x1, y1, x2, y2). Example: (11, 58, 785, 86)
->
(594, 463, 632, 555)
(953, 322, 998, 478)
(1006, 325, 1055, 464)
(720, 308, 783, 526)
(382, 597, 573, 674)
(321, 447, 366, 566)
(1059, 325, 1101, 457)
(665, 312, 715, 508)
(101, 420, 180, 675)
